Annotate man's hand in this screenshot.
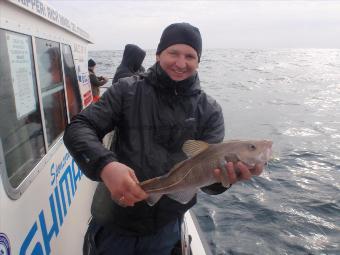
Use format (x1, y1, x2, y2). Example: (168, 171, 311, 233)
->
(214, 161, 264, 185)
(100, 76, 108, 82)
(98, 76, 108, 85)
(100, 162, 148, 207)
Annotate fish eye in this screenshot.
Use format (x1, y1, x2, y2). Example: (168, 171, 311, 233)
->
(248, 144, 256, 151)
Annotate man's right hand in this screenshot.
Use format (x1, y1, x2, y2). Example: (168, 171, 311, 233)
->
(100, 162, 148, 207)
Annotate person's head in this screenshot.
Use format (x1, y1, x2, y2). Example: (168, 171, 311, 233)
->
(88, 59, 96, 71)
(122, 44, 146, 72)
(156, 22, 202, 81)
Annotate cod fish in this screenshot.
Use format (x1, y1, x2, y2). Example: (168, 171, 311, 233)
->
(140, 139, 273, 206)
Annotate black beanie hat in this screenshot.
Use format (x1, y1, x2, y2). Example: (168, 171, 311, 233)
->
(156, 22, 202, 60)
(88, 59, 96, 67)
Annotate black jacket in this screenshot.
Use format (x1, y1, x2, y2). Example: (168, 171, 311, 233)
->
(63, 63, 226, 235)
(112, 44, 146, 83)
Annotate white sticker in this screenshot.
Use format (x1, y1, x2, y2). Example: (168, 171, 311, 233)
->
(7, 33, 36, 119)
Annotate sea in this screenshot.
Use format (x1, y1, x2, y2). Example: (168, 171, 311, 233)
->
(90, 49, 340, 255)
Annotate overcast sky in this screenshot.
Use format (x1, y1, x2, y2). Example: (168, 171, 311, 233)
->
(47, 0, 340, 50)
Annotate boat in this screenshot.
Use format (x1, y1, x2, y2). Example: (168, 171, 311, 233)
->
(0, 0, 211, 254)
(0, 0, 95, 254)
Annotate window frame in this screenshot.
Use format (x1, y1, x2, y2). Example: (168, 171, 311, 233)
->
(61, 43, 83, 122)
(61, 44, 71, 123)
(0, 29, 79, 200)
(34, 37, 68, 148)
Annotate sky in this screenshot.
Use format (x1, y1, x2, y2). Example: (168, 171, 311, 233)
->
(46, 0, 340, 50)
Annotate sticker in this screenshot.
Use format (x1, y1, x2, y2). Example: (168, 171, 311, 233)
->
(0, 233, 11, 255)
(7, 33, 36, 119)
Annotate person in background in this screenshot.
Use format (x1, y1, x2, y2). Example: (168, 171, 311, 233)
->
(112, 44, 146, 84)
(88, 58, 108, 102)
(64, 23, 264, 255)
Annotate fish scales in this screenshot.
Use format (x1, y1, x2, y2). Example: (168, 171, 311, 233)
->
(142, 147, 220, 193)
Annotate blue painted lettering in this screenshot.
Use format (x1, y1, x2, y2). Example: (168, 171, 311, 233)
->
(71, 159, 82, 195)
(54, 186, 64, 227)
(20, 222, 44, 255)
(50, 153, 70, 186)
(20, 157, 84, 254)
(59, 165, 74, 217)
(39, 194, 59, 255)
(50, 163, 56, 186)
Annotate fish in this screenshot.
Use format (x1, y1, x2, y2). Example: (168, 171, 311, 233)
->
(140, 139, 273, 206)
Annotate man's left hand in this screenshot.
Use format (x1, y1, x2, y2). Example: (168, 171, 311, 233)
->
(214, 161, 264, 185)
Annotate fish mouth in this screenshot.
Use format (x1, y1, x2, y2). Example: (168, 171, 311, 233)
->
(267, 147, 273, 160)
(259, 143, 273, 162)
(260, 147, 272, 162)
(265, 145, 273, 161)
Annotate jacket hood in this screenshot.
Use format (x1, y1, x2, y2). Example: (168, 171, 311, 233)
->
(121, 44, 146, 72)
(145, 62, 201, 97)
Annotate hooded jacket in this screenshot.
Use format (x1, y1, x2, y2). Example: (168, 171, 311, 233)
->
(112, 44, 146, 84)
(63, 63, 226, 235)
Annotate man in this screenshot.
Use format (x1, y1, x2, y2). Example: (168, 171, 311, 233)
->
(64, 23, 264, 255)
(112, 44, 146, 83)
(88, 58, 108, 102)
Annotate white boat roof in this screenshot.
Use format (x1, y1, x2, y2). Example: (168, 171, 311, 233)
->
(5, 0, 92, 43)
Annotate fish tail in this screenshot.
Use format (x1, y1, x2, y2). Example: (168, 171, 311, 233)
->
(145, 193, 163, 206)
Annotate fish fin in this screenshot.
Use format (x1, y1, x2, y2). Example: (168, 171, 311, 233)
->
(166, 189, 197, 204)
(182, 140, 210, 158)
(139, 176, 162, 191)
(145, 193, 163, 206)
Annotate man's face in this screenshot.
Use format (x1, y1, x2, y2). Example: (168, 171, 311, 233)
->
(156, 44, 199, 81)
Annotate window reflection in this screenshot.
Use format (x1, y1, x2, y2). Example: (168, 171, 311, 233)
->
(36, 39, 67, 147)
(62, 44, 82, 119)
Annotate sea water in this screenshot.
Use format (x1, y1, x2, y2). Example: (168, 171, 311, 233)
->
(90, 49, 340, 255)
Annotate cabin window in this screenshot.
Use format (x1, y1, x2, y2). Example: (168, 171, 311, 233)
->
(35, 38, 67, 147)
(0, 29, 45, 188)
(62, 44, 82, 119)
